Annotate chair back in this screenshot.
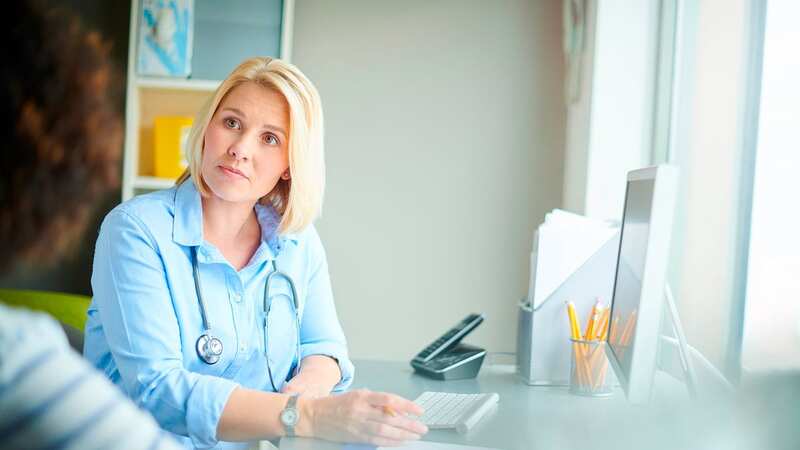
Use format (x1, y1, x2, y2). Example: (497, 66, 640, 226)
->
(0, 288, 91, 352)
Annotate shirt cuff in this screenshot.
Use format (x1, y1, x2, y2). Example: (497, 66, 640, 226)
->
(185, 374, 239, 449)
(300, 343, 355, 392)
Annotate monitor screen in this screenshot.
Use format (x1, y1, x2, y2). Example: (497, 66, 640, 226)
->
(608, 178, 656, 381)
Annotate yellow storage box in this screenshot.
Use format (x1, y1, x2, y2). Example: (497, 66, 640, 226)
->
(154, 116, 194, 179)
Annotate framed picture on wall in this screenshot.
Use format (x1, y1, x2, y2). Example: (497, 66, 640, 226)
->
(137, 0, 194, 77)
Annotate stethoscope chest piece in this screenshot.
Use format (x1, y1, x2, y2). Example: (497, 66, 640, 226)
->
(196, 332, 223, 365)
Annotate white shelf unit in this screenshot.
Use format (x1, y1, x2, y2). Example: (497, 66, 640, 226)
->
(121, 0, 294, 201)
(136, 77, 221, 91)
(134, 175, 179, 191)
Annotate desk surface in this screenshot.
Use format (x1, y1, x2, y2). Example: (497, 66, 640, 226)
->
(280, 359, 799, 450)
(346, 359, 690, 450)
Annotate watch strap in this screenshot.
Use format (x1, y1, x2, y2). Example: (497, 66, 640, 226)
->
(282, 394, 299, 437)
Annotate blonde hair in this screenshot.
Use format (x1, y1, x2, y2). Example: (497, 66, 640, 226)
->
(177, 57, 325, 234)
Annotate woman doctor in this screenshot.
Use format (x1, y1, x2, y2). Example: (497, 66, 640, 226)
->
(84, 57, 427, 449)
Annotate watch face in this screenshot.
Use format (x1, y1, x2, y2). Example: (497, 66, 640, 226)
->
(281, 408, 299, 426)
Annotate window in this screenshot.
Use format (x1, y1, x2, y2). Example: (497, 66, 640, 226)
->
(741, 0, 800, 372)
(660, 0, 763, 379)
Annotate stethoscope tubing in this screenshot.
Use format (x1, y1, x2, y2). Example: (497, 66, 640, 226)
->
(192, 247, 213, 331)
(263, 265, 302, 389)
(192, 245, 302, 390)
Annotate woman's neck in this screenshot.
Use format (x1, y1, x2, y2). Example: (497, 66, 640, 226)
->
(201, 195, 259, 248)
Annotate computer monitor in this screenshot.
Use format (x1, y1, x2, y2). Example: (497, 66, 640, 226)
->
(606, 165, 678, 404)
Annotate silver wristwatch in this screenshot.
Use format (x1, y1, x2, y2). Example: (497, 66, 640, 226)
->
(280, 394, 300, 437)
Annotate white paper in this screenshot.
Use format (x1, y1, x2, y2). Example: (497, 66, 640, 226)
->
(528, 209, 619, 308)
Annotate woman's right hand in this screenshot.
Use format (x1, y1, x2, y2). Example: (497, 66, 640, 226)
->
(298, 389, 428, 446)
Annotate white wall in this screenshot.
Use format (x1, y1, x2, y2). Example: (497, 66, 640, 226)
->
(562, 0, 596, 214)
(584, 0, 658, 221)
(563, 0, 659, 221)
(292, 0, 566, 360)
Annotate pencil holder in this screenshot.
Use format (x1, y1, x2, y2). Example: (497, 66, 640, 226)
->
(569, 338, 613, 397)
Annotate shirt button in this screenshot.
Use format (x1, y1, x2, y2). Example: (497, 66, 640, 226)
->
(232, 292, 242, 302)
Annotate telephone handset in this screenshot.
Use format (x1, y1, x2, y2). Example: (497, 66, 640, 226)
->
(410, 314, 487, 380)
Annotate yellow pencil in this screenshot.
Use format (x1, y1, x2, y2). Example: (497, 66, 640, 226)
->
(566, 302, 586, 385)
(382, 406, 397, 417)
(585, 306, 604, 361)
(586, 309, 605, 361)
(567, 302, 595, 387)
(584, 301, 600, 340)
(593, 358, 609, 391)
(567, 302, 581, 339)
(596, 307, 611, 340)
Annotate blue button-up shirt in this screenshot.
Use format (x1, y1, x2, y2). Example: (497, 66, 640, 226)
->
(84, 179, 354, 449)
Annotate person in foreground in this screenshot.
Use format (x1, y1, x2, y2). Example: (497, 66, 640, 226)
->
(0, 2, 181, 448)
(84, 56, 427, 448)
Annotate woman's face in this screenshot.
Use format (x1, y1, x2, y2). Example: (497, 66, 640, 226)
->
(201, 82, 290, 205)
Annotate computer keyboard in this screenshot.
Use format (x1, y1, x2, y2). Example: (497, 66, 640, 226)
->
(413, 391, 499, 434)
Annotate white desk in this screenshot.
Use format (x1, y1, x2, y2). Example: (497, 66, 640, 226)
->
(280, 358, 743, 450)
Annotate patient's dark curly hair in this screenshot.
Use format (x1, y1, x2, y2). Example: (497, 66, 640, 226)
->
(0, 2, 122, 272)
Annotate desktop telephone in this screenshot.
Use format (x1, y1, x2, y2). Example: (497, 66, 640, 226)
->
(410, 313, 487, 380)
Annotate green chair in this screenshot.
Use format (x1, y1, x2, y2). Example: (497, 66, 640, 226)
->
(0, 288, 91, 352)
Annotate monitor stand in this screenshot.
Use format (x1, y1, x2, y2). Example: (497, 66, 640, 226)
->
(657, 284, 733, 399)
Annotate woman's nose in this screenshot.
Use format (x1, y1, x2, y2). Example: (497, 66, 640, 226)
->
(227, 136, 252, 160)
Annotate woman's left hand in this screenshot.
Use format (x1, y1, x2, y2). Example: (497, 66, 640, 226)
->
(281, 355, 342, 398)
(280, 378, 332, 398)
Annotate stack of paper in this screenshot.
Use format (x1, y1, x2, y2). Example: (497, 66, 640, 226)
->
(527, 209, 619, 309)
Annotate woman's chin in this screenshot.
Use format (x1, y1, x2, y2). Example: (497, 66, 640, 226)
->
(206, 184, 254, 205)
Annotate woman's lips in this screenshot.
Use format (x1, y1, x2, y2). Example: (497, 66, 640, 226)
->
(219, 165, 247, 179)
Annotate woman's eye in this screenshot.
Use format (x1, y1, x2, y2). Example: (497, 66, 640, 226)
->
(224, 118, 240, 129)
(262, 134, 279, 145)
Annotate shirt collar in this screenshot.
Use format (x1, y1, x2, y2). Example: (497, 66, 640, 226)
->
(173, 179, 203, 247)
(172, 178, 299, 250)
(254, 200, 300, 253)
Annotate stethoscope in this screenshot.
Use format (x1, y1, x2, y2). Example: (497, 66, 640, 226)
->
(192, 246, 301, 390)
